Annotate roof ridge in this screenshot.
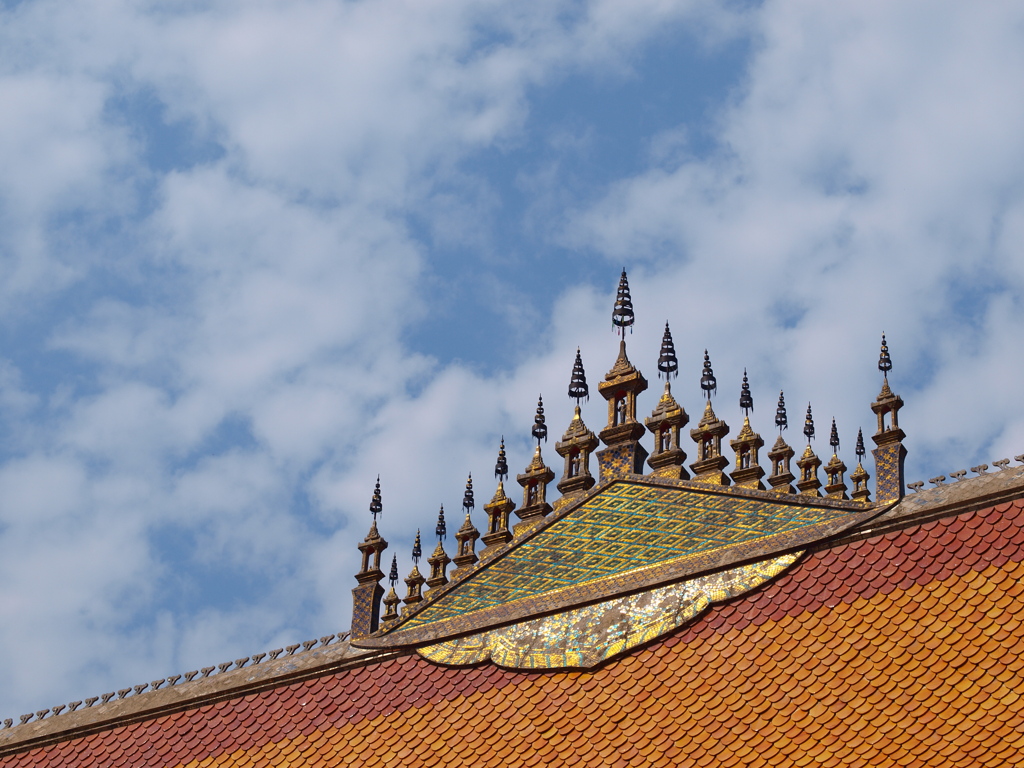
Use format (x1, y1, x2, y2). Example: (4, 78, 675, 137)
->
(0, 630, 351, 733)
(905, 453, 1024, 492)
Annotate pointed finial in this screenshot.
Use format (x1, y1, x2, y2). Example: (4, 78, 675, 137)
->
(739, 369, 753, 416)
(803, 404, 815, 444)
(612, 269, 635, 338)
(658, 322, 678, 381)
(463, 474, 475, 513)
(829, 418, 840, 455)
(369, 476, 382, 521)
(775, 391, 788, 433)
(856, 428, 865, 460)
(700, 350, 717, 400)
(412, 529, 422, 564)
(435, 505, 447, 541)
(495, 437, 508, 482)
(878, 333, 892, 380)
(388, 554, 398, 587)
(568, 348, 589, 403)
(532, 395, 548, 445)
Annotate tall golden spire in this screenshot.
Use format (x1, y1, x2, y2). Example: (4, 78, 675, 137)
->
(767, 391, 796, 493)
(689, 351, 730, 485)
(871, 333, 907, 503)
(823, 418, 848, 499)
(555, 349, 599, 506)
(850, 428, 871, 502)
(516, 397, 555, 534)
(425, 506, 451, 593)
(597, 270, 649, 481)
(645, 323, 689, 478)
(402, 530, 426, 614)
(351, 478, 389, 639)
(381, 555, 401, 625)
(729, 370, 765, 489)
(482, 438, 515, 557)
(452, 475, 480, 579)
(795, 404, 822, 496)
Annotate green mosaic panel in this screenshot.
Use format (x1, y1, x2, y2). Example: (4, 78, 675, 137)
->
(403, 482, 850, 627)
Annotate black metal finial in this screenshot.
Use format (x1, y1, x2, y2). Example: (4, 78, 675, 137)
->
(389, 554, 398, 587)
(879, 333, 892, 379)
(856, 428, 865, 460)
(803, 404, 815, 443)
(568, 348, 589, 403)
(739, 369, 753, 416)
(369, 476, 382, 521)
(495, 437, 508, 482)
(435, 505, 447, 541)
(829, 418, 840, 454)
(412, 529, 422, 564)
(658, 322, 678, 381)
(612, 269, 635, 338)
(532, 395, 547, 444)
(775, 391, 788, 433)
(463, 474, 474, 513)
(700, 350, 717, 399)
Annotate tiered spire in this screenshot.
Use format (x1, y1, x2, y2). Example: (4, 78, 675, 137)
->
(646, 322, 689, 478)
(452, 475, 480, 578)
(482, 438, 515, 556)
(426, 506, 451, 593)
(381, 554, 401, 624)
(796, 404, 822, 496)
(767, 391, 796, 493)
(352, 480, 390, 638)
(871, 333, 907, 503)
(402, 531, 426, 612)
(730, 370, 764, 489)
(556, 349, 598, 504)
(689, 351, 730, 485)
(597, 270, 649, 481)
(823, 418, 848, 499)
(850, 428, 871, 501)
(517, 397, 555, 532)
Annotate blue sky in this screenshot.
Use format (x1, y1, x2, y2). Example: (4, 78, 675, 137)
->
(0, 0, 1023, 718)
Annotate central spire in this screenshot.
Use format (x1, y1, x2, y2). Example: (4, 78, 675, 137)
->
(596, 270, 648, 482)
(556, 349, 598, 504)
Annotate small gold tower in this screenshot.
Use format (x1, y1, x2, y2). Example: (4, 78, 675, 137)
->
(729, 371, 765, 489)
(451, 475, 480, 579)
(596, 271, 649, 482)
(481, 439, 515, 557)
(645, 323, 690, 479)
(823, 418, 848, 499)
(351, 478, 389, 639)
(850, 428, 871, 502)
(871, 334, 907, 503)
(689, 351, 730, 485)
(425, 506, 451, 594)
(795, 404, 822, 496)
(402, 530, 426, 614)
(381, 555, 401, 626)
(515, 396, 555, 534)
(767, 392, 796, 493)
(555, 349, 599, 507)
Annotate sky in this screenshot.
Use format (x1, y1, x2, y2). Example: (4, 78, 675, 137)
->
(0, 0, 1022, 719)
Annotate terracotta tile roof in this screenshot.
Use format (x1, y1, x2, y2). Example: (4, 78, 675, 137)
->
(3, 496, 1024, 766)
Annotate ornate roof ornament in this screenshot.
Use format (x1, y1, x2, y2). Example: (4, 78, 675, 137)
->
(568, 348, 589, 403)
(803, 404, 815, 444)
(658, 322, 678, 381)
(494, 437, 508, 482)
(435, 506, 447, 542)
(878, 332, 892, 382)
(532, 396, 548, 445)
(369, 476, 383, 521)
(612, 269, 634, 338)
(775, 391, 788, 433)
(740, 370, 753, 416)
(411, 529, 422, 565)
(856, 428, 865, 461)
(700, 350, 717, 400)
(388, 555, 398, 588)
(462, 474, 474, 515)
(830, 418, 841, 456)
